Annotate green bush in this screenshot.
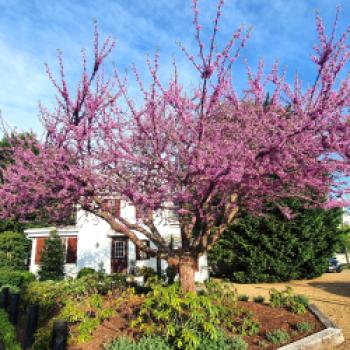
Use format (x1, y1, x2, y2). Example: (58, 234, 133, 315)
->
(296, 321, 314, 333)
(0, 269, 35, 289)
(209, 201, 343, 282)
(266, 329, 290, 345)
(0, 309, 21, 350)
(269, 287, 308, 314)
(132, 283, 223, 350)
(198, 334, 248, 350)
(253, 295, 265, 303)
(238, 294, 249, 301)
(38, 230, 65, 281)
(0, 231, 31, 270)
(77, 267, 97, 279)
(235, 311, 260, 336)
(107, 336, 173, 350)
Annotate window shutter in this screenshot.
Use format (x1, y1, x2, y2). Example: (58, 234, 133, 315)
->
(66, 237, 78, 263)
(35, 238, 46, 264)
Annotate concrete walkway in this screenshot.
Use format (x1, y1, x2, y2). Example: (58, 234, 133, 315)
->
(231, 269, 350, 349)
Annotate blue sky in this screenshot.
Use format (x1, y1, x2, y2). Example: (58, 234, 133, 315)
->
(0, 0, 349, 136)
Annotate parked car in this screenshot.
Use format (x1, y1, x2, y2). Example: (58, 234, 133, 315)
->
(327, 258, 343, 273)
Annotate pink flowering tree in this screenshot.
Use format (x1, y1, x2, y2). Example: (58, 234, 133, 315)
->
(2, 1, 350, 291)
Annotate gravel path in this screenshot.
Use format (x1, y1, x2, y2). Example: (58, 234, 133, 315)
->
(231, 269, 350, 349)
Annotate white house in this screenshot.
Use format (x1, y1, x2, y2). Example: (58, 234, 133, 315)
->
(25, 199, 209, 283)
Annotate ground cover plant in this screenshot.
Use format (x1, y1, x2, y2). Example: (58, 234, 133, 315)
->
(2, 0, 350, 294)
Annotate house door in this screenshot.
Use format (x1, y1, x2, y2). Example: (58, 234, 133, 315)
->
(111, 237, 128, 273)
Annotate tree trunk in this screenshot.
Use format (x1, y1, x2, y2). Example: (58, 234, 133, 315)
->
(178, 255, 196, 293)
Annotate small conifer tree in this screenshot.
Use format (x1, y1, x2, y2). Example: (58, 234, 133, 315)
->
(38, 230, 65, 281)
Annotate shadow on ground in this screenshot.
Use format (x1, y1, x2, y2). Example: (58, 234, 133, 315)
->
(308, 281, 350, 299)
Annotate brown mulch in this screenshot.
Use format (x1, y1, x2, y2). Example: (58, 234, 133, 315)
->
(238, 301, 324, 350)
(232, 269, 350, 349)
(68, 297, 323, 350)
(68, 294, 143, 350)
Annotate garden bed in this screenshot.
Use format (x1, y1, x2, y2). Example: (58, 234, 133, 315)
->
(4, 276, 333, 350)
(67, 299, 324, 350)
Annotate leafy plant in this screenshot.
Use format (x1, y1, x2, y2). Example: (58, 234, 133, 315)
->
(198, 334, 248, 350)
(296, 321, 314, 333)
(0, 309, 21, 350)
(238, 294, 249, 302)
(0, 269, 35, 289)
(253, 295, 265, 303)
(106, 336, 173, 350)
(266, 329, 290, 345)
(257, 340, 269, 348)
(269, 288, 291, 308)
(269, 287, 308, 314)
(235, 311, 260, 336)
(132, 283, 223, 350)
(77, 267, 97, 279)
(0, 231, 31, 270)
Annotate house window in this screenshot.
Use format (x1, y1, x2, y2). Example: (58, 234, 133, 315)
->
(35, 236, 77, 265)
(113, 239, 126, 258)
(61, 237, 78, 263)
(136, 240, 150, 260)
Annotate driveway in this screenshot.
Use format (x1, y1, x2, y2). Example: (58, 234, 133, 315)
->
(231, 269, 350, 349)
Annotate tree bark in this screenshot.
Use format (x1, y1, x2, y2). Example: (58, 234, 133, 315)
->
(178, 255, 197, 293)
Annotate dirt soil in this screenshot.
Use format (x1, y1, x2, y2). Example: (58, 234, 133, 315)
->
(231, 269, 350, 349)
(238, 301, 323, 349)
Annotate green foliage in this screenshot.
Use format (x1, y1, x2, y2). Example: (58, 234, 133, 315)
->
(133, 283, 223, 350)
(107, 334, 248, 350)
(107, 336, 173, 350)
(0, 309, 21, 350)
(235, 311, 260, 336)
(60, 293, 116, 343)
(77, 267, 97, 279)
(257, 340, 269, 348)
(0, 231, 31, 270)
(269, 287, 308, 314)
(209, 200, 343, 282)
(253, 295, 265, 303)
(296, 321, 314, 333)
(38, 230, 65, 281)
(139, 266, 157, 282)
(238, 294, 249, 301)
(266, 329, 290, 345)
(0, 269, 35, 289)
(23, 275, 133, 349)
(197, 334, 248, 350)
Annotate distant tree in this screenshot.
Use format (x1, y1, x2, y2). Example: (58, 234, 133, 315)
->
(338, 226, 350, 264)
(38, 230, 65, 281)
(0, 231, 31, 270)
(209, 201, 343, 282)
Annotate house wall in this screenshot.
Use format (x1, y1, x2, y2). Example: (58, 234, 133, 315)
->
(26, 227, 79, 277)
(25, 202, 209, 282)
